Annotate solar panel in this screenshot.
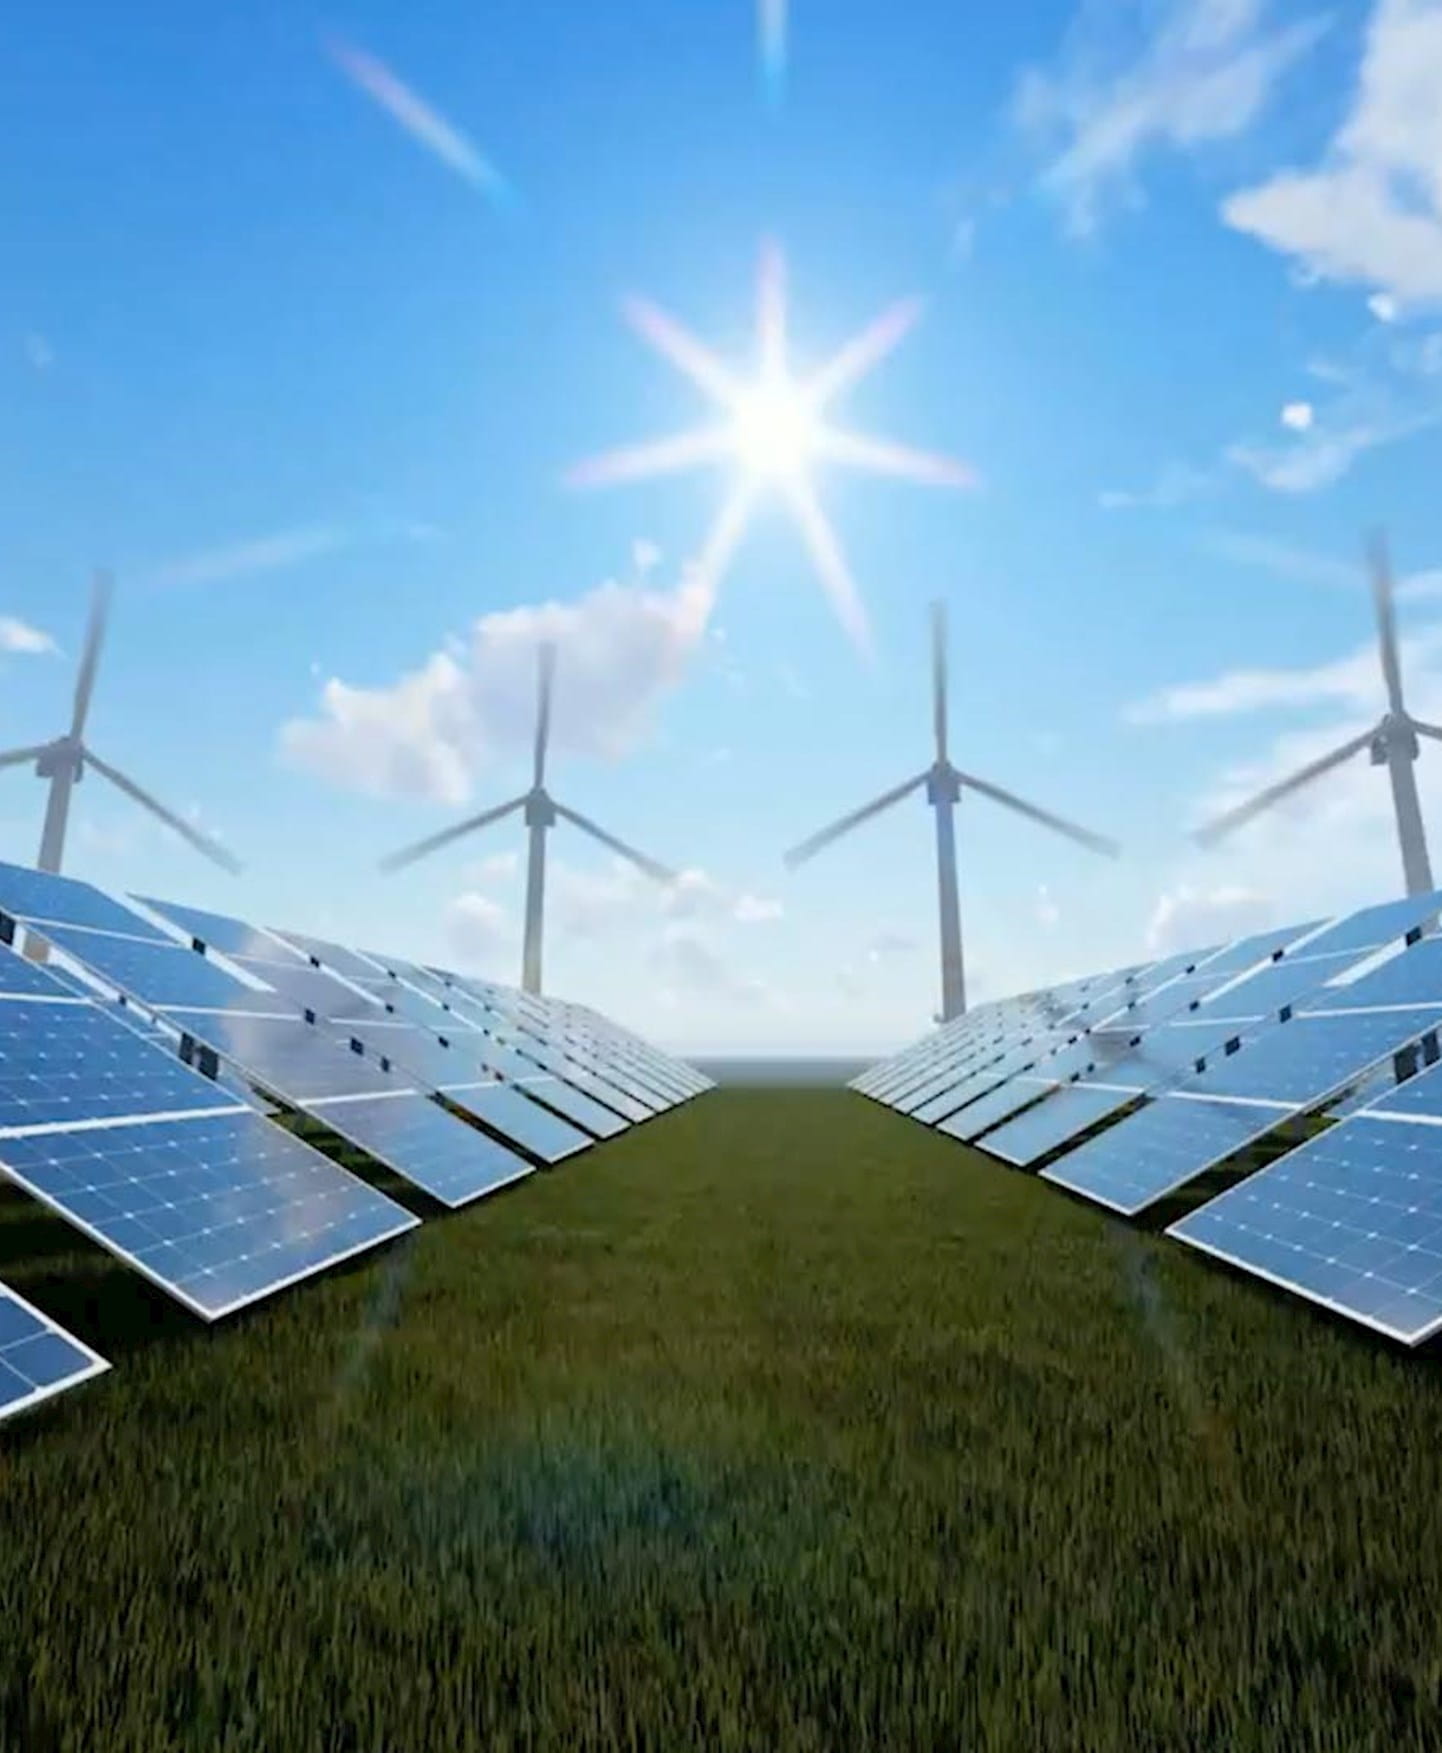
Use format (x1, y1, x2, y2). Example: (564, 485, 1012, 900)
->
(164, 1010, 536, 1208)
(270, 928, 385, 984)
(440, 1079, 591, 1163)
(0, 860, 173, 942)
(0, 1111, 418, 1319)
(131, 894, 291, 962)
(0, 1281, 108, 1424)
(1170, 1116, 1442, 1344)
(36, 923, 288, 1016)
(1361, 1057, 1442, 1121)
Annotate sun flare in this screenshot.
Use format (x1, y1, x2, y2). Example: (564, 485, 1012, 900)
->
(565, 241, 976, 652)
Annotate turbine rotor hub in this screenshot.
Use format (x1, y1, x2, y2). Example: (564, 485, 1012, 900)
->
(524, 787, 557, 828)
(34, 737, 82, 781)
(926, 763, 961, 805)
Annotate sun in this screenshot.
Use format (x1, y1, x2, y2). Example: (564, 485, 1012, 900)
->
(565, 240, 976, 652)
(731, 376, 819, 480)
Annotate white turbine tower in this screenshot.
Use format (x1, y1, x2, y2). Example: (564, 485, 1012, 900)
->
(1196, 532, 1441, 897)
(0, 571, 242, 876)
(380, 639, 678, 994)
(785, 599, 1120, 1022)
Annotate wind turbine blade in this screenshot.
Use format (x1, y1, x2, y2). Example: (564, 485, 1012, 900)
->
(1369, 529, 1406, 714)
(953, 768, 1120, 857)
(757, 238, 787, 376)
(70, 570, 114, 740)
(1192, 727, 1377, 847)
(564, 427, 731, 489)
(1411, 718, 1442, 743)
(784, 477, 872, 655)
(84, 750, 243, 873)
(379, 794, 528, 873)
(551, 801, 675, 883)
(533, 642, 556, 789)
(0, 742, 55, 771)
(784, 772, 929, 867)
(622, 296, 742, 409)
(806, 298, 924, 408)
(815, 428, 978, 488)
(931, 600, 948, 764)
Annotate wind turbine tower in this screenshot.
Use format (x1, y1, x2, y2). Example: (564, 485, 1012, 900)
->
(381, 640, 679, 995)
(785, 599, 1120, 1021)
(0, 571, 242, 876)
(1195, 532, 1441, 897)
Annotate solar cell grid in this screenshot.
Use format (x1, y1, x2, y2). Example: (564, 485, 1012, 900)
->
(1170, 1116, 1442, 1344)
(0, 1111, 417, 1318)
(0, 1281, 108, 1423)
(131, 895, 287, 963)
(165, 1009, 401, 1103)
(291, 1093, 535, 1207)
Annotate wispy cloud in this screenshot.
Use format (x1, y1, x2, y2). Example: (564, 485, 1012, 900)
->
(1099, 461, 1215, 510)
(0, 616, 59, 656)
(758, 0, 788, 106)
(23, 333, 53, 373)
(325, 36, 513, 204)
(1223, 0, 1442, 308)
(1203, 529, 1359, 591)
(1015, 0, 1326, 236)
(1126, 623, 1442, 724)
(1146, 882, 1274, 953)
(149, 527, 350, 590)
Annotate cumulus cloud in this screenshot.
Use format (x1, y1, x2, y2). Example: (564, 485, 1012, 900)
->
(1280, 400, 1314, 430)
(544, 856, 783, 939)
(279, 562, 714, 803)
(1222, 0, 1442, 307)
(650, 923, 773, 1008)
(1015, 0, 1326, 236)
(0, 617, 59, 656)
(1146, 883, 1275, 954)
(443, 892, 512, 969)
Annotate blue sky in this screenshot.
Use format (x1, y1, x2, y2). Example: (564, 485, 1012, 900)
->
(3, 0, 1442, 1054)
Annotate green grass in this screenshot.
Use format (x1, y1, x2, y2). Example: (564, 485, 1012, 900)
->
(4, 1087, 1442, 1750)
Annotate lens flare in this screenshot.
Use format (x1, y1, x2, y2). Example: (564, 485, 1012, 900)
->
(566, 241, 977, 654)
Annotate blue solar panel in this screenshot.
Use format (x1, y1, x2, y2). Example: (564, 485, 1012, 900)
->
(0, 1111, 417, 1319)
(131, 894, 286, 962)
(939, 1076, 1053, 1142)
(1298, 935, 1442, 1015)
(1042, 1095, 1284, 1215)
(291, 1093, 535, 1207)
(270, 928, 385, 984)
(442, 1080, 590, 1163)
(1361, 1057, 1442, 1119)
(164, 1010, 536, 1206)
(0, 945, 97, 999)
(0, 860, 174, 941)
(1190, 1009, 1442, 1106)
(1170, 1116, 1442, 1344)
(1301, 890, 1442, 958)
(37, 923, 289, 1016)
(512, 1073, 627, 1138)
(0, 1281, 108, 1423)
(981, 1080, 1143, 1164)
(0, 996, 238, 1129)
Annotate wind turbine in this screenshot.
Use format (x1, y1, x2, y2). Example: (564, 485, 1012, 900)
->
(380, 639, 678, 994)
(0, 571, 242, 876)
(1195, 532, 1442, 897)
(784, 600, 1120, 1022)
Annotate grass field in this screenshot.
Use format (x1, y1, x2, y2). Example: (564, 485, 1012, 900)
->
(4, 1086, 1442, 1750)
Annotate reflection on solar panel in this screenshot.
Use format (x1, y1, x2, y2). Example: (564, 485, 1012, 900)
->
(0, 1111, 418, 1319)
(0, 1281, 108, 1423)
(0, 859, 173, 941)
(39, 924, 286, 1015)
(1170, 1116, 1442, 1345)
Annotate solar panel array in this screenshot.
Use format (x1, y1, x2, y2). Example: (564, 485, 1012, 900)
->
(857, 888, 1442, 1347)
(0, 859, 708, 1423)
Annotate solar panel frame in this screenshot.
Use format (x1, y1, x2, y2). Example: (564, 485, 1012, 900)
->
(0, 1280, 109, 1424)
(0, 861, 175, 943)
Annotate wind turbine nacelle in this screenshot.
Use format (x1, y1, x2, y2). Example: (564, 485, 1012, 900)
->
(523, 789, 558, 829)
(34, 743, 80, 782)
(926, 766, 962, 806)
(1372, 718, 1419, 765)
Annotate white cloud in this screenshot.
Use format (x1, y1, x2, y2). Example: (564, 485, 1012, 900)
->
(1037, 884, 1062, 928)
(1222, 0, 1442, 308)
(1125, 626, 1442, 723)
(1280, 400, 1315, 430)
(733, 891, 784, 924)
(632, 538, 662, 575)
(1016, 0, 1326, 236)
(325, 35, 512, 202)
(280, 562, 713, 804)
(150, 528, 350, 589)
(1226, 409, 1438, 491)
(467, 849, 521, 885)
(443, 892, 512, 970)
(1099, 461, 1214, 510)
(0, 617, 59, 656)
(1370, 291, 1400, 321)
(1146, 882, 1275, 953)
(650, 923, 773, 1008)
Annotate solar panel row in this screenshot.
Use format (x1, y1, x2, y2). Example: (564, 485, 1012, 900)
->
(0, 859, 709, 1423)
(859, 887, 1442, 1347)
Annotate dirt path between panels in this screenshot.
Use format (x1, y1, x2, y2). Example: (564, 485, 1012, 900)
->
(4, 1086, 1442, 1749)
